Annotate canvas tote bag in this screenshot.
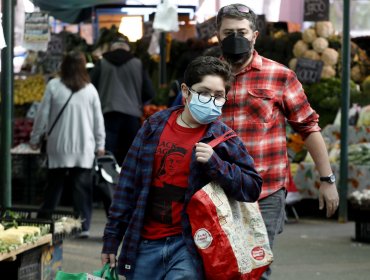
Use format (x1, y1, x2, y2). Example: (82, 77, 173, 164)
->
(187, 131, 273, 280)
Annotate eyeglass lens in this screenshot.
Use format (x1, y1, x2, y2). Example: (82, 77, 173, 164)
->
(197, 92, 226, 107)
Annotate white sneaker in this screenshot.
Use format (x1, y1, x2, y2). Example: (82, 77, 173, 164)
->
(77, 231, 90, 239)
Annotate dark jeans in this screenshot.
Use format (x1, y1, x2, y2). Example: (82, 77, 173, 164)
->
(259, 188, 286, 280)
(40, 168, 93, 231)
(104, 112, 141, 166)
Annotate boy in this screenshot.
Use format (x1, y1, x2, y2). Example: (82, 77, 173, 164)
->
(100, 56, 262, 279)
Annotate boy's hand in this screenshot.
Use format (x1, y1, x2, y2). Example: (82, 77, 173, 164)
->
(101, 253, 116, 268)
(195, 142, 214, 163)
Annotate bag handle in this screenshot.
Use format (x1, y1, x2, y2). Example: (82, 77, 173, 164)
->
(208, 130, 237, 148)
(93, 263, 119, 280)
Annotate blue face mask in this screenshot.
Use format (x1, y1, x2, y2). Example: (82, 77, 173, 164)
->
(187, 93, 222, 124)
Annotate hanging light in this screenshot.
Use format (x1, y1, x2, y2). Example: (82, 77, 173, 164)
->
(118, 16, 143, 42)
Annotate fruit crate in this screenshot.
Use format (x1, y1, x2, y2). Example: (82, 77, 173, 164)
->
(0, 207, 81, 243)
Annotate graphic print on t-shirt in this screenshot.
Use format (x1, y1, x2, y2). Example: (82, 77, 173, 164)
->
(149, 145, 188, 224)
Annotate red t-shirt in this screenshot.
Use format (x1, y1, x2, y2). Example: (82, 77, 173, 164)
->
(141, 109, 207, 239)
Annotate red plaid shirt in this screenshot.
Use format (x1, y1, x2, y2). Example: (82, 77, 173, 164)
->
(221, 51, 321, 198)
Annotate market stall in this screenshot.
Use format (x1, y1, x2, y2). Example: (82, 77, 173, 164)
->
(292, 125, 370, 199)
(0, 207, 82, 279)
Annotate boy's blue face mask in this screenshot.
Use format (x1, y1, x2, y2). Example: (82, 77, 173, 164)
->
(187, 93, 222, 124)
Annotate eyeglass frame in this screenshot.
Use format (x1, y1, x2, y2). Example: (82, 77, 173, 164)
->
(187, 87, 228, 107)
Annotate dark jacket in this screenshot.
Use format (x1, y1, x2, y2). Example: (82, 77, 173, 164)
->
(90, 49, 155, 117)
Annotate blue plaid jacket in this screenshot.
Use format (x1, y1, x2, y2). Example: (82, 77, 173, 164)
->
(102, 106, 262, 278)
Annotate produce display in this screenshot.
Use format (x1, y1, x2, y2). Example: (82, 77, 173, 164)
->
(290, 21, 338, 79)
(13, 118, 34, 147)
(328, 143, 370, 165)
(0, 225, 48, 253)
(349, 190, 370, 209)
(141, 104, 168, 123)
(357, 105, 370, 126)
(289, 21, 370, 84)
(13, 74, 46, 105)
(302, 77, 364, 127)
(54, 216, 82, 235)
(0, 209, 82, 255)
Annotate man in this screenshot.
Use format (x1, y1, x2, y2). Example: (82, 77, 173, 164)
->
(216, 4, 339, 279)
(90, 37, 155, 165)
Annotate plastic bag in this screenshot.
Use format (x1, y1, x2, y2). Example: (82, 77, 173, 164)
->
(153, 0, 179, 32)
(93, 263, 119, 280)
(55, 271, 103, 280)
(55, 264, 118, 280)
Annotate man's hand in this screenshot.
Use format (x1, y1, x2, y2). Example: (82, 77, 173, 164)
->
(195, 142, 214, 163)
(318, 182, 339, 217)
(101, 253, 116, 268)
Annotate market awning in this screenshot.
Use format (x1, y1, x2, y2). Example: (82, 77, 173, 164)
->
(32, 0, 127, 23)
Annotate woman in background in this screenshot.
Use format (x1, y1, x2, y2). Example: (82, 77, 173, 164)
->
(30, 51, 105, 238)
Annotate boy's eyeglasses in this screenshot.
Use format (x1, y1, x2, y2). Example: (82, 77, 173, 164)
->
(188, 88, 227, 107)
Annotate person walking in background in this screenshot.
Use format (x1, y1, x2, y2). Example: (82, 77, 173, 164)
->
(30, 51, 105, 238)
(90, 36, 156, 165)
(100, 56, 262, 279)
(216, 3, 339, 279)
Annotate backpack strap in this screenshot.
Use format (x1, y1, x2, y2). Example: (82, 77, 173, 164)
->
(208, 130, 237, 148)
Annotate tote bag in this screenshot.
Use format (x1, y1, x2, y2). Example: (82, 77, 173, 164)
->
(187, 131, 273, 279)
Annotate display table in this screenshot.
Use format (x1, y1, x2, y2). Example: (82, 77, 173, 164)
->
(0, 234, 52, 262)
(0, 234, 53, 279)
(293, 162, 370, 199)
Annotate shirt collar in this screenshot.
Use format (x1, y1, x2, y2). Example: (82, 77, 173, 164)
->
(236, 50, 262, 75)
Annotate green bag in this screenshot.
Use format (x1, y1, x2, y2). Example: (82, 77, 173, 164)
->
(55, 264, 118, 280)
(93, 263, 119, 280)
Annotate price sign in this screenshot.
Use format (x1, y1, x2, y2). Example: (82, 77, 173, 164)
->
(304, 0, 329, 21)
(23, 12, 50, 51)
(295, 58, 323, 84)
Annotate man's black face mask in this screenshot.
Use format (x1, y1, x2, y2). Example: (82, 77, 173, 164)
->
(221, 33, 252, 66)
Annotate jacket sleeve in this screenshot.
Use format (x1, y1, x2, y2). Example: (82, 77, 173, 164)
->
(203, 135, 262, 202)
(102, 121, 148, 254)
